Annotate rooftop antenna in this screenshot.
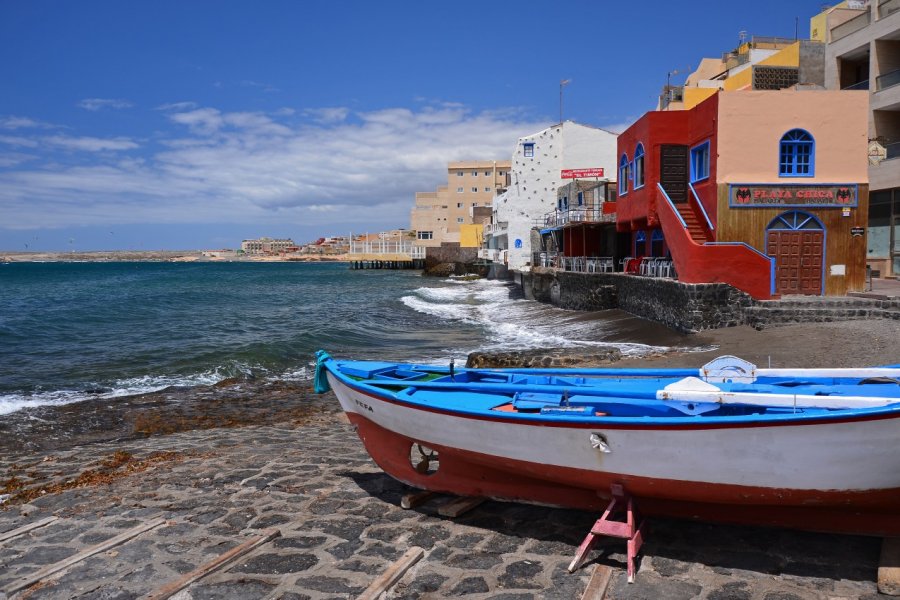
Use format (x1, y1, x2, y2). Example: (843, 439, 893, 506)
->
(559, 79, 571, 124)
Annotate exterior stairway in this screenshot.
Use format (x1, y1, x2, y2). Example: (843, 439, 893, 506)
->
(745, 296, 900, 328)
(671, 202, 709, 243)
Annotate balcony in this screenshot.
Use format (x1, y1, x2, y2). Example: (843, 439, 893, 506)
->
(484, 221, 507, 235)
(886, 141, 900, 160)
(534, 206, 617, 229)
(842, 79, 871, 90)
(478, 248, 500, 261)
(881, 0, 900, 18)
(877, 69, 900, 91)
(831, 9, 871, 42)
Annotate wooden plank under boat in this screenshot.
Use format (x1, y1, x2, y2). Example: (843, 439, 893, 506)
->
(314, 351, 900, 536)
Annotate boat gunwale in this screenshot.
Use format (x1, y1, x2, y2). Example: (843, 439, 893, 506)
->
(323, 361, 900, 430)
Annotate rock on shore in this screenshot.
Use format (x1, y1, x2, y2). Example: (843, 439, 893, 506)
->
(467, 347, 621, 368)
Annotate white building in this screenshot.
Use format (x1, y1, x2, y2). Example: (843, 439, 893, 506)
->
(487, 121, 618, 271)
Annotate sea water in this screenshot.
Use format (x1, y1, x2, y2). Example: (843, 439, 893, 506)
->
(0, 261, 675, 416)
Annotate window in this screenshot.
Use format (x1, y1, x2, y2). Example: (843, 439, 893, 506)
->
(498, 171, 505, 176)
(472, 170, 478, 176)
(618, 154, 629, 196)
(779, 129, 814, 177)
(577, 191, 584, 206)
(471, 187, 478, 193)
(523, 142, 535, 157)
(484, 187, 491, 192)
(690, 141, 710, 182)
(457, 187, 463, 193)
(417, 231, 433, 240)
(633, 143, 645, 189)
(472, 202, 478, 207)
(635, 230, 646, 256)
(484, 171, 490, 176)
(457, 202, 464, 208)
(457, 171, 463, 177)
(457, 217, 464, 223)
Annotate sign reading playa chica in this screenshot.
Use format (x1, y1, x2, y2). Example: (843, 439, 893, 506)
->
(729, 184, 858, 208)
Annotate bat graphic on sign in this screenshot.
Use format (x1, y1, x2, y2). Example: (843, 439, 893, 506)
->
(734, 188, 752, 204)
(836, 188, 852, 204)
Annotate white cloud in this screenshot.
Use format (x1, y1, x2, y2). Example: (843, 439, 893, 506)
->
(303, 107, 349, 123)
(78, 98, 134, 111)
(44, 135, 140, 152)
(155, 101, 199, 112)
(0, 135, 40, 148)
(0, 116, 55, 130)
(0, 103, 549, 231)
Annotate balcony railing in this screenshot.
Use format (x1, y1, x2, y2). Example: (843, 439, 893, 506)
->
(880, 0, 900, 18)
(479, 248, 501, 261)
(842, 79, 870, 90)
(533, 253, 617, 273)
(831, 9, 871, 42)
(886, 142, 900, 160)
(877, 69, 900, 91)
(349, 239, 424, 259)
(535, 206, 616, 229)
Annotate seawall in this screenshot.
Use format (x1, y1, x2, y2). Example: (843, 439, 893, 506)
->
(515, 268, 900, 333)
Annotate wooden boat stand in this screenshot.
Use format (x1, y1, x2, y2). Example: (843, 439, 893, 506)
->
(568, 484, 645, 583)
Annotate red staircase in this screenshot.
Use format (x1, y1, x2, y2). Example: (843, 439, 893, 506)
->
(672, 203, 709, 243)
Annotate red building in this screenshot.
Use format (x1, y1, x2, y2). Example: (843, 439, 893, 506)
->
(616, 89, 868, 299)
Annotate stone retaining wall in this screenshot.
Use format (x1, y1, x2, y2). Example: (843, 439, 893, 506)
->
(520, 269, 898, 333)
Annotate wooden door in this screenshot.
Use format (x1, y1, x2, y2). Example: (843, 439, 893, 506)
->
(659, 145, 688, 203)
(767, 230, 824, 295)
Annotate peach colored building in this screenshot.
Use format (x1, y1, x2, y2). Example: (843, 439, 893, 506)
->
(618, 89, 868, 298)
(410, 160, 510, 248)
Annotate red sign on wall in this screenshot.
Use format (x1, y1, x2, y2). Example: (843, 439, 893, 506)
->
(728, 184, 858, 208)
(561, 168, 604, 179)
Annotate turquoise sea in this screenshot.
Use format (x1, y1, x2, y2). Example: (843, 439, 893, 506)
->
(0, 261, 683, 416)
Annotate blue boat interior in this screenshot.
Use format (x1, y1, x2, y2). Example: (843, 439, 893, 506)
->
(325, 360, 900, 421)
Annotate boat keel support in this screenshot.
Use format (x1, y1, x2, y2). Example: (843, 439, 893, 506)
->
(568, 484, 645, 583)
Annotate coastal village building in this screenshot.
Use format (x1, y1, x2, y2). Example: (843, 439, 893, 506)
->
(240, 237, 297, 254)
(486, 121, 618, 271)
(410, 160, 510, 249)
(659, 36, 826, 111)
(813, 0, 900, 278)
(616, 88, 868, 299)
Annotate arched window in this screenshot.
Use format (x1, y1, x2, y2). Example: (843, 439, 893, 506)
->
(618, 154, 629, 196)
(779, 129, 814, 177)
(633, 143, 645, 189)
(767, 210, 823, 231)
(635, 230, 646, 256)
(651, 229, 664, 257)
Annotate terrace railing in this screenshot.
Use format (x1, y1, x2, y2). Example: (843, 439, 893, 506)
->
(536, 206, 616, 228)
(831, 9, 871, 42)
(877, 69, 900, 91)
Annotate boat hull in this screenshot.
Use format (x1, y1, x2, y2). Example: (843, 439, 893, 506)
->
(327, 372, 900, 536)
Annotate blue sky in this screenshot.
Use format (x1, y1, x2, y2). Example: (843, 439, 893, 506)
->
(1, 0, 827, 251)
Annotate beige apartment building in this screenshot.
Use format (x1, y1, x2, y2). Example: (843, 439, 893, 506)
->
(411, 160, 511, 247)
(813, 0, 900, 278)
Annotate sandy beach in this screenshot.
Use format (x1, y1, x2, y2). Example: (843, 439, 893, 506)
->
(1, 319, 898, 598)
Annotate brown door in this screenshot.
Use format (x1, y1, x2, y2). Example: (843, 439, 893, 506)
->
(767, 230, 824, 295)
(659, 145, 688, 203)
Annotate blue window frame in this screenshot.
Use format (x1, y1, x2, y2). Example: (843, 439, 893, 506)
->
(633, 143, 645, 189)
(690, 141, 710, 183)
(618, 154, 629, 196)
(779, 129, 814, 177)
(634, 230, 646, 256)
(523, 142, 535, 158)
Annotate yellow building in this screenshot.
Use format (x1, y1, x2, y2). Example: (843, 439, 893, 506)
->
(660, 37, 825, 111)
(410, 160, 510, 248)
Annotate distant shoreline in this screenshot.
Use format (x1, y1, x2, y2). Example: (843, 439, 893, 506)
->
(0, 250, 350, 263)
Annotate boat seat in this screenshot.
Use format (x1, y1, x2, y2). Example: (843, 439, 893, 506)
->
(513, 391, 564, 411)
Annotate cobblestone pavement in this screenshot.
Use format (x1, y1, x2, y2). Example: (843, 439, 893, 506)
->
(0, 399, 886, 599)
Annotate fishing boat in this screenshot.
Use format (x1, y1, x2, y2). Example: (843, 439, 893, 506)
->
(314, 351, 900, 537)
